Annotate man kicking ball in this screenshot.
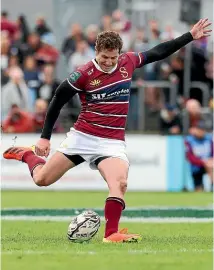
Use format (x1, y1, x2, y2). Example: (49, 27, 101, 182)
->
(4, 18, 212, 242)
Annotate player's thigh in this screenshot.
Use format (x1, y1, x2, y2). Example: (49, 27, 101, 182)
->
(35, 151, 76, 184)
(97, 157, 129, 188)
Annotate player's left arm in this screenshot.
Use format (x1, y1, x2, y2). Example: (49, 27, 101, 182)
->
(142, 18, 212, 65)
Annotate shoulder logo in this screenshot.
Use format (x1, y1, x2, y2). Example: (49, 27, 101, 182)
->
(69, 71, 81, 83)
(119, 67, 128, 78)
(90, 79, 101, 87)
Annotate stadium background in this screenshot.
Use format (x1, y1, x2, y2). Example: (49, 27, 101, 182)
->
(1, 1, 213, 270)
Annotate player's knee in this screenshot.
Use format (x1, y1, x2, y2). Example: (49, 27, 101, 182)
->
(115, 175, 127, 194)
(119, 178, 127, 194)
(107, 175, 127, 194)
(33, 174, 49, 187)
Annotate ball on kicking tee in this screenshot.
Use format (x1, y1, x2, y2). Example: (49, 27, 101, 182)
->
(67, 210, 101, 243)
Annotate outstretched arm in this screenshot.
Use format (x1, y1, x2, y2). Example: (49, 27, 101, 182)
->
(143, 18, 212, 65)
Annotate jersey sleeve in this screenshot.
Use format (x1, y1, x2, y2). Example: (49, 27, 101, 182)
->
(67, 70, 86, 91)
(126, 52, 146, 69)
(142, 32, 193, 65)
(41, 79, 78, 140)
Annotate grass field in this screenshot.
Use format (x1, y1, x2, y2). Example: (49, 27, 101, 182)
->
(1, 191, 213, 270)
(2, 191, 212, 208)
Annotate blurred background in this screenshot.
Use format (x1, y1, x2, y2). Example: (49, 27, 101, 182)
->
(1, 0, 213, 192)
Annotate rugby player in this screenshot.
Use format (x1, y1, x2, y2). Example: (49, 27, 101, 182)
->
(4, 18, 212, 243)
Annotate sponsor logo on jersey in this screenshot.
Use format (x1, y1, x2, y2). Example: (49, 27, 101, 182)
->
(90, 79, 101, 87)
(119, 67, 129, 78)
(69, 71, 81, 83)
(92, 93, 107, 100)
(107, 89, 129, 97)
(91, 89, 129, 100)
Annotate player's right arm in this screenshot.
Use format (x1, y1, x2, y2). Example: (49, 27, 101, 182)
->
(35, 72, 84, 157)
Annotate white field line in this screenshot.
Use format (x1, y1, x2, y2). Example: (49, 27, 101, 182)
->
(1, 216, 213, 223)
(2, 249, 213, 256)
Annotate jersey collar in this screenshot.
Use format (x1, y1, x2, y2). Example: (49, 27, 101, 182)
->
(92, 59, 118, 74)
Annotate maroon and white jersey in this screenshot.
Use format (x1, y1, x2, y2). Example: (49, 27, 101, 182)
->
(42, 32, 193, 141)
(67, 52, 145, 141)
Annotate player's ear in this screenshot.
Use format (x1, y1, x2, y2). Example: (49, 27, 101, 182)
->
(95, 49, 99, 56)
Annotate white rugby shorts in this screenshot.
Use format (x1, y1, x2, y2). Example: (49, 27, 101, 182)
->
(57, 128, 129, 169)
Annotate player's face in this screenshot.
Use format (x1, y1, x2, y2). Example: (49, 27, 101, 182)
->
(96, 49, 119, 72)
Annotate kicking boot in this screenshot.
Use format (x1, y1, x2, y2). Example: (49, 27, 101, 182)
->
(103, 228, 142, 243)
(3, 147, 34, 161)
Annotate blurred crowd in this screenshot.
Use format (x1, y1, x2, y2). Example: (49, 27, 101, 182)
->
(1, 10, 213, 135)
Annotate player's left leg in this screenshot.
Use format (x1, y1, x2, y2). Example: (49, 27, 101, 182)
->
(97, 157, 141, 243)
(3, 147, 82, 186)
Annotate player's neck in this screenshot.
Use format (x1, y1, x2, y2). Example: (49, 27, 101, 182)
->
(93, 59, 117, 74)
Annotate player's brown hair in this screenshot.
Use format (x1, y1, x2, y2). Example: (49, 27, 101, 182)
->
(95, 31, 123, 53)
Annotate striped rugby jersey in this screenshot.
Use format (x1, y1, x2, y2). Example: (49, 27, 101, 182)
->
(67, 52, 145, 141)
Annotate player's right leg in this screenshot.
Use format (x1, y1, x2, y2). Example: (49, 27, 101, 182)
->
(97, 157, 141, 243)
(3, 147, 83, 186)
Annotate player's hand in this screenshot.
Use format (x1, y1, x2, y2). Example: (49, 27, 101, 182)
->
(190, 18, 212, 40)
(35, 138, 50, 157)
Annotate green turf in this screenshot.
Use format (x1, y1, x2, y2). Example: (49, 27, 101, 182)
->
(1, 191, 212, 208)
(2, 221, 212, 270)
(1, 191, 213, 270)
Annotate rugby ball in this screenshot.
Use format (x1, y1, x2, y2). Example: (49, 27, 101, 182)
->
(67, 210, 101, 243)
